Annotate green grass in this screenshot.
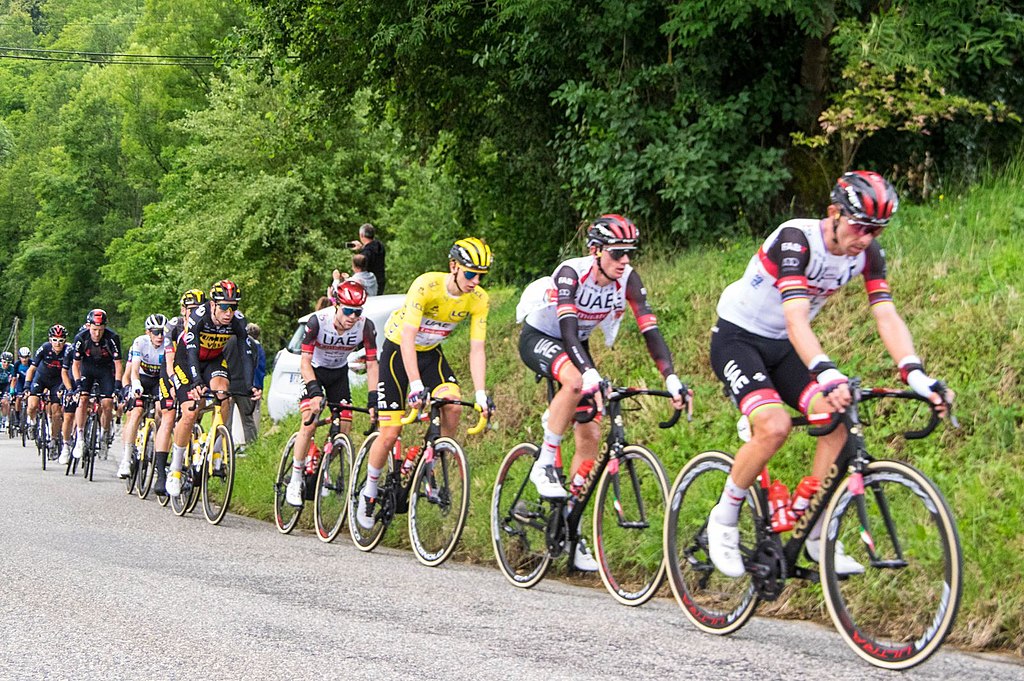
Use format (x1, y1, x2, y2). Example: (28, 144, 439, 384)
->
(231, 158, 1024, 655)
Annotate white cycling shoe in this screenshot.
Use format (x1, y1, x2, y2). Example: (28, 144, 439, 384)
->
(805, 538, 865, 575)
(117, 452, 132, 479)
(529, 462, 568, 499)
(165, 471, 183, 498)
(59, 446, 71, 466)
(72, 438, 84, 460)
(285, 477, 304, 507)
(707, 513, 746, 578)
(573, 538, 599, 572)
(356, 493, 376, 530)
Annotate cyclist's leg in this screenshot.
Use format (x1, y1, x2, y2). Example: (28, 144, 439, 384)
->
(27, 387, 41, 425)
(420, 347, 462, 437)
(72, 374, 96, 457)
(169, 368, 201, 495)
(152, 373, 177, 493)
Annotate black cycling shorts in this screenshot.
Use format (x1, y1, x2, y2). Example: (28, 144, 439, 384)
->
(312, 365, 352, 408)
(78, 363, 116, 398)
(376, 339, 456, 425)
(30, 373, 64, 403)
(709, 318, 817, 416)
(518, 323, 593, 383)
(172, 357, 229, 404)
(130, 374, 160, 408)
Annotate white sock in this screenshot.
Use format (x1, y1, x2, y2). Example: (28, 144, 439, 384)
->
(363, 464, 383, 498)
(712, 475, 747, 526)
(291, 459, 305, 483)
(170, 443, 186, 472)
(537, 427, 563, 467)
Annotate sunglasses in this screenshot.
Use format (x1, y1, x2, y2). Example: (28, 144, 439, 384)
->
(843, 214, 886, 237)
(149, 330, 165, 336)
(341, 307, 363, 317)
(50, 337, 65, 343)
(216, 303, 238, 312)
(463, 270, 485, 280)
(605, 248, 633, 261)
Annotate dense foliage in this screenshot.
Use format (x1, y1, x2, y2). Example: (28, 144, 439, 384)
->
(0, 0, 1020, 344)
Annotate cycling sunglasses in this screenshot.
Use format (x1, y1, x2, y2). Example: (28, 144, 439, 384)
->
(849, 219, 886, 237)
(216, 303, 238, 312)
(148, 329, 165, 336)
(462, 269, 485, 281)
(605, 247, 634, 261)
(50, 337, 66, 343)
(341, 307, 363, 317)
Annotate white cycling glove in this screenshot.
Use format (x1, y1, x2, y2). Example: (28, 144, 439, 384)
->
(581, 368, 602, 396)
(475, 389, 490, 413)
(665, 373, 684, 399)
(131, 378, 143, 395)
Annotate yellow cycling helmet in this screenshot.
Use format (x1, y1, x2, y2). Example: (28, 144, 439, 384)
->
(179, 288, 207, 309)
(449, 237, 493, 273)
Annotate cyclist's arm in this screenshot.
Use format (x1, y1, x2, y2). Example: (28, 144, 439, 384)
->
(400, 322, 420, 387)
(624, 270, 675, 377)
(299, 315, 319, 385)
(469, 339, 486, 395)
(113, 358, 123, 383)
(72, 359, 82, 384)
(467, 292, 489, 395)
(25, 365, 36, 384)
(362, 319, 379, 411)
(553, 264, 594, 373)
(399, 277, 429, 387)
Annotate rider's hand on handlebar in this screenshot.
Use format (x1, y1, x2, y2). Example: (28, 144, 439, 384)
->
(407, 379, 427, 410)
(475, 389, 495, 417)
(187, 383, 207, 402)
(665, 373, 694, 416)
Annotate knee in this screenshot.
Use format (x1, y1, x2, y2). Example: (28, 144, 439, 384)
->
(750, 410, 792, 448)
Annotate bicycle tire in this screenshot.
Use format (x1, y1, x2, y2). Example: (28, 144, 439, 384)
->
(593, 444, 670, 606)
(136, 420, 156, 499)
(664, 450, 762, 635)
(314, 434, 352, 543)
(490, 443, 552, 589)
(84, 415, 99, 482)
(20, 402, 27, 447)
(274, 433, 302, 534)
(347, 432, 389, 551)
(821, 459, 962, 670)
(202, 424, 234, 525)
(38, 417, 49, 470)
(408, 437, 470, 567)
(171, 439, 199, 516)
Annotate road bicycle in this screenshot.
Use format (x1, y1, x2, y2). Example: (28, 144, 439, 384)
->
(664, 378, 961, 670)
(65, 386, 104, 482)
(125, 395, 159, 497)
(348, 391, 489, 567)
(491, 379, 683, 605)
(18, 392, 29, 447)
(274, 402, 372, 541)
(170, 389, 235, 525)
(34, 390, 62, 470)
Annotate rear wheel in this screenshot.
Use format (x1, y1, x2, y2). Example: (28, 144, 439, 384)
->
(274, 433, 302, 534)
(408, 437, 469, 567)
(821, 460, 962, 670)
(593, 444, 669, 606)
(490, 443, 552, 589)
(664, 450, 761, 635)
(314, 434, 352, 543)
(38, 416, 49, 470)
(201, 424, 235, 525)
(84, 415, 99, 482)
(347, 432, 389, 552)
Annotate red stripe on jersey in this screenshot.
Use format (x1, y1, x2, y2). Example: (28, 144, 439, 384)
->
(551, 353, 571, 383)
(757, 248, 779, 278)
(865, 278, 890, 295)
(776, 275, 809, 295)
(300, 343, 315, 353)
(556, 304, 577, 317)
(365, 348, 377, 361)
(635, 313, 658, 333)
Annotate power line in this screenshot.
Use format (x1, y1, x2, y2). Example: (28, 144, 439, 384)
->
(1, 45, 217, 60)
(0, 53, 219, 66)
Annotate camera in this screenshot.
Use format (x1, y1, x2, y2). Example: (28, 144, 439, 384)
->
(347, 240, 360, 250)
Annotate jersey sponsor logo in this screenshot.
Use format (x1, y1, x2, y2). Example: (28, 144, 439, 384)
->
(781, 242, 805, 252)
(782, 257, 800, 268)
(558, 288, 571, 297)
(557, 276, 575, 285)
(750, 274, 764, 289)
(532, 338, 560, 359)
(723, 360, 750, 395)
(577, 287, 618, 311)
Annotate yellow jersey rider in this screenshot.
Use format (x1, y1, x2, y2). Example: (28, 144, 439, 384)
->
(355, 237, 495, 529)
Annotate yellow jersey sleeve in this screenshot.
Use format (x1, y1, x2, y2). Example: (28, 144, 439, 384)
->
(384, 272, 489, 351)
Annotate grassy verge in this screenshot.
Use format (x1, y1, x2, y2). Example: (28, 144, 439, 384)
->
(232, 159, 1024, 655)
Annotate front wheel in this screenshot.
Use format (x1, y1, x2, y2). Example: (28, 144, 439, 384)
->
(490, 443, 552, 589)
(314, 434, 352, 543)
(136, 420, 156, 499)
(821, 460, 962, 670)
(592, 444, 669, 606)
(408, 437, 469, 567)
(664, 450, 761, 635)
(347, 432, 389, 551)
(84, 415, 99, 482)
(274, 433, 302, 534)
(201, 424, 235, 525)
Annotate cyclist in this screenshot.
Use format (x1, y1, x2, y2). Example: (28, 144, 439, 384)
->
(117, 314, 171, 479)
(64, 309, 123, 462)
(354, 237, 495, 530)
(517, 214, 690, 571)
(12, 346, 31, 429)
(706, 171, 953, 578)
(26, 325, 70, 455)
(0, 351, 14, 429)
(285, 280, 379, 507)
(152, 289, 205, 495)
(166, 280, 257, 498)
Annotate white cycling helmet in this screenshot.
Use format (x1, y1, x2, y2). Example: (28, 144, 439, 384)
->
(18, 346, 30, 358)
(145, 313, 168, 332)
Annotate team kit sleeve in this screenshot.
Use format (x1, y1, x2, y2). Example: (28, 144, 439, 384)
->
(762, 227, 812, 305)
(468, 289, 489, 342)
(862, 240, 894, 307)
(552, 264, 594, 373)
(233, 313, 254, 389)
(300, 314, 320, 354)
(400, 273, 431, 331)
(624, 270, 675, 377)
(362, 319, 378, 362)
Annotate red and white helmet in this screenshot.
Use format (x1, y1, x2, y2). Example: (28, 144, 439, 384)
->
(831, 171, 899, 227)
(330, 280, 367, 308)
(586, 214, 639, 249)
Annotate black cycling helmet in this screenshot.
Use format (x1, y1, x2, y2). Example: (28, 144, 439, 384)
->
(48, 324, 68, 340)
(85, 308, 107, 326)
(209, 279, 242, 303)
(0, 351, 12, 363)
(830, 171, 899, 227)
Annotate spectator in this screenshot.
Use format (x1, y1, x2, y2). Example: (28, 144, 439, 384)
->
(348, 223, 386, 294)
(224, 323, 266, 447)
(342, 254, 378, 297)
(315, 295, 332, 311)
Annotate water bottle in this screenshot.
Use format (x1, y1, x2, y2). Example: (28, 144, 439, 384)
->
(305, 441, 320, 475)
(401, 445, 420, 480)
(790, 475, 821, 520)
(768, 480, 793, 533)
(569, 460, 594, 499)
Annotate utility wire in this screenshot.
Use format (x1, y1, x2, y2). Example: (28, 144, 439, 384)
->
(0, 53, 219, 67)
(0, 45, 218, 60)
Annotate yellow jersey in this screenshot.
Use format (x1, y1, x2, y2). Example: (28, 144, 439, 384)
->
(384, 272, 489, 351)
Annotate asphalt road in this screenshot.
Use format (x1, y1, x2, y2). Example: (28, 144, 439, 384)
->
(1, 435, 1021, 680)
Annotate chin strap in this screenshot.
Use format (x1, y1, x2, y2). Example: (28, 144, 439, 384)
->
(451, 272, 466, 294)
(831, 217, 840, 249)
(594, 250, 616, 282)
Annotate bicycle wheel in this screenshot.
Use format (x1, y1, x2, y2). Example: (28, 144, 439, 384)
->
(314, 434, 352, 543)
(38, 417, 49, 470)
(202, 424, 235, 525)
(84, 415, 99, 481)
(274, 433, 302, 534)
(408, 437, 470, 567)
(348, 432, 389, 551)
(821, 459, 962, 670)
(490, 443, 552, 588)
(20, 404, 27, 447)
(171, 446, 199, 517)
(136, 421, 156, 499)
(664, 450, 761, 635)
(592, 444, 669, 606)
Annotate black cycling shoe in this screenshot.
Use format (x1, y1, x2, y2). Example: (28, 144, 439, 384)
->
(153, 472, 167, 496)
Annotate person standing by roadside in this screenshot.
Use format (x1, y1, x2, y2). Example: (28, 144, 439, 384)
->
(348, 223, 386, 294)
